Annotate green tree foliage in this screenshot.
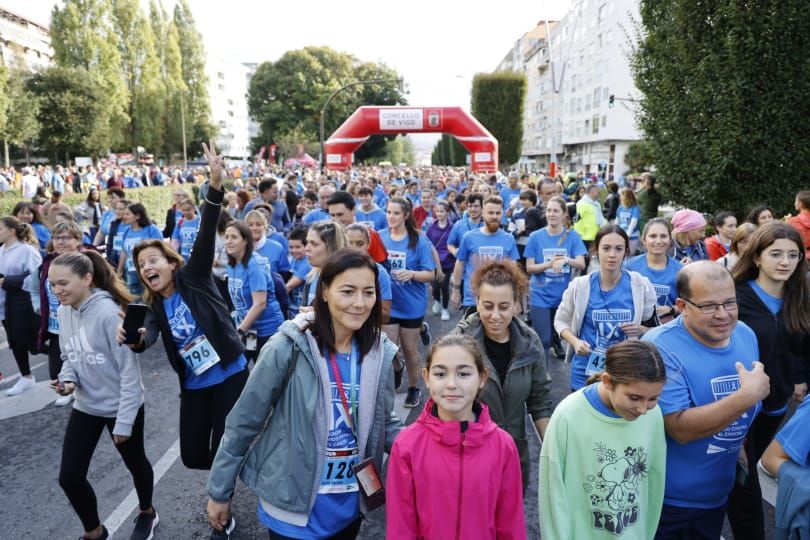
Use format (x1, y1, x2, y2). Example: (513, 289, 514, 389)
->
(471, 71, 526, 166)
(113, 0, 165, 153)
(3, 68, 41, 164)
(247, 47, 406, 159)
(431, 134, 468, 166)
(0, 60, 8, 135)
(173, 0, 215, 156)
(624, 140, 655, 173)
(150, 0, 187, 161)
(50, 0, 129, 152)
(26, 67, 106, 161)
(632, 0, 810, 216)
(382, 135, 414, 165)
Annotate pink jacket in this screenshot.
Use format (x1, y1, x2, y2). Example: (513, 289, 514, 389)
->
(386, 400, 526, 540)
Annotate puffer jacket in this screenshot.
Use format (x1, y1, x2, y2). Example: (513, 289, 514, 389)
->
(451, 313, 552, 485)
(207, 320, 401, 526)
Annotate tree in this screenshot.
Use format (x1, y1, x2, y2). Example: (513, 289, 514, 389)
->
(0, 59, 8, 136)
(471, 71, 526, 167)
(624, 140, 655, 173)
(113, 0, 165, 153)
(50, 0, 129, 153)
(3, 68, 41, 164)
(26, 67, 106, 161)
(382, 135, 414, 165)
(173, 0, 215, 156)
(632, 0, 810, 216)
(432, 134, 469, 166)
(150, 0, 187, 161)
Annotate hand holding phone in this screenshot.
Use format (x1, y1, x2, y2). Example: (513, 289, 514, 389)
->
(122, 304, 148, 345)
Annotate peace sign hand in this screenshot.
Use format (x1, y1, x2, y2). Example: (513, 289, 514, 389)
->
(202, 139, 225, 190)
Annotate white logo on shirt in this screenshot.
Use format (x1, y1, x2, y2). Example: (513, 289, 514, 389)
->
(63, 326, 106, 365)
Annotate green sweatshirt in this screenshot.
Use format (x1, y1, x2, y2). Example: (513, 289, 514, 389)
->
(539, 389, 666, 539)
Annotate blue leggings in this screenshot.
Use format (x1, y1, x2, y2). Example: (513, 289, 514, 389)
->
(530, 305, 557, 368)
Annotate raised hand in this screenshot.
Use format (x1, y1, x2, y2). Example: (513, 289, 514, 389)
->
(202, 139, 225, 190)
(736, 361, 770, 405)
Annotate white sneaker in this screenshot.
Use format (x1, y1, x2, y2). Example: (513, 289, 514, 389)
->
(53, 393, 74, 407)
(6, 376, 36, 396)
(432, 300, 442, 315)
(441, 309, 450, 321)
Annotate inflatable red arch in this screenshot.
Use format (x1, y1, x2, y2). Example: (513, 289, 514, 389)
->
(324, 106, 498, 172)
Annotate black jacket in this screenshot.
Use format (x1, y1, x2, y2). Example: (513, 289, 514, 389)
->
(137, 187, 245, 386)
(736, 281, 806, 412)
(162, 205, 178, 239)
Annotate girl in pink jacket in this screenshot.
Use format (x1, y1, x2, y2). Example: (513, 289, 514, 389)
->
(386, 334, 526, 540)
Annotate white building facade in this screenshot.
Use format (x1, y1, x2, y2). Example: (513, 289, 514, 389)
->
(504, 0, 642, 178)
(207, 53, 251, 159)
(0, 7, 52, 71)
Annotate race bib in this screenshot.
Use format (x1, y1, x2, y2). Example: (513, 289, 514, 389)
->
(318, 448, 360, 494)
(180, 334, 221, 375)
(585, 349, 607, 376)
(48, 311, 59, 333)
(113, 233, 124, 252)
(388, 250, 407, 271)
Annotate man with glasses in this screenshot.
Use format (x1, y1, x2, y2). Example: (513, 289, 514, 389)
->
(643, 261, 770, 539)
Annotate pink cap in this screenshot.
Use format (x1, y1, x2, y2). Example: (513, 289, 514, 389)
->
(671, 209, 706, 233)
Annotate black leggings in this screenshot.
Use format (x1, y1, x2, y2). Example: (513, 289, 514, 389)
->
(245, 335, 271, 366)
(2, 319, 31, 376)
(432, 268, 453, 309)
(59, 406, 153, 533)
(268, 517, 362, 540)
(179, 369, 248, 470)
(48, 332, 62, 381)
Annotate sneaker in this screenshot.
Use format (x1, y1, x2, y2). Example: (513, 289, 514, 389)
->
(6, 375, 36, 396)
(393, 367, 403, 392)
(404, 386, 421, 408)
(210, 517, 236, 540)
(432, 300, 442, 315)
(80, 525, 109, 539)
(130, 510, 159, 540)
(440, 309, 450, 321)
(54, 393, 74, 407)
(420, 322, 431, 346)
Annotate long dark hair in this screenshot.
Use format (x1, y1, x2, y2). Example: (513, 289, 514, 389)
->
(12, 201, 45, 225)
(225, 221, 254, 268)
(585, 340, 667, 386)
(387, 196, 420, 249)
(311, 248, 381, 359)
(127, 202, 152, 228)
(51, 251, 133, 308)
(731, 221, 810, 334)
(592, 224, 630, 259)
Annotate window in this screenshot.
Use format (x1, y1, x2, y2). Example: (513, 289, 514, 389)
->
(602, 115, 607, 127)
(217, 71, 225, 80)
(577, 97, 583, 112)
(603, 87, 610, 100)
(585, 94, 591, 110)
(593, 115, 600, 134)
(593, 87, 602, 106)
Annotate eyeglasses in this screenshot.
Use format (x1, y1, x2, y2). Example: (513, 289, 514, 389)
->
(682, 298, 738, 314)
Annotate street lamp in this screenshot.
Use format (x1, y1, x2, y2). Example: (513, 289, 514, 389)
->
(319, 78, 403, 170)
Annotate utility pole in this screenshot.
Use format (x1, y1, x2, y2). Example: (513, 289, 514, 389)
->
(180, 91, 188, 168)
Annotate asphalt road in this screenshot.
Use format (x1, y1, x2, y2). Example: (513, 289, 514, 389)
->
(0, 308, 776, 539)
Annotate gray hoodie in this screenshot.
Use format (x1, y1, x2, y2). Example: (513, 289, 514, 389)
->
(58, 290, 144, 436)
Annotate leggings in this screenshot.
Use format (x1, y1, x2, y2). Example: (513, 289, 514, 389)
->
(268, 517, 362, 540)
(245, 335, 271, 366)
(529, 305, 558, 368)
(179, 368, 248, 470)
(59, 406, 153, 533)
(48, 332, 62, 381)
(431, 268, 453, 309)
(2, 319, 31, 376)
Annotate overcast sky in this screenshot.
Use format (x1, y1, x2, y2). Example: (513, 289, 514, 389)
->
(4, 0, 571, 108)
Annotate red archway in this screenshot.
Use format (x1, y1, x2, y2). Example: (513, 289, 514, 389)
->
(324, 106, 498, 172)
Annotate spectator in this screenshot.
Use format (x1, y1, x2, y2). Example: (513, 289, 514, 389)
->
(573, 184, 604, 249)
(602, 181, 620, 222)
(788, 190, 810, 259)
(717, 223, 757, 271)
(745, 204, 775, 227)
(670, 209, 709, 263)
(705, 211, 738, 260)
(636, 173, 662, 231)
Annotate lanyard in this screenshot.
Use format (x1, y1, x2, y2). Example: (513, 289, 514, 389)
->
(328, 344, 358, 436)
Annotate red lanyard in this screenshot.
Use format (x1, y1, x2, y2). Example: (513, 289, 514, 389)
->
(328, 351, 356, 434)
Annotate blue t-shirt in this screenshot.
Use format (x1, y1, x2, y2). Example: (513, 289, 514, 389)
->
(171, 216, 200, 260)
(303, 208, 332, 225)
(260, 350, 361, 538)
(583, 383, 621, 418)
(643, 318, 761, 509)
(749, 280, 783, 315)
(775, 396, 810, 467)
(163, 291, 247, 390)
(625, 255, 683, 307)
(122, 224, 163, 273)
(269, 231, 289, 255)
(376, 263, 393, 302)
(524, 228, 587, 308)
(500, 187, 522, 223)
(447, 217, 481, 249)
(227, 255, 284, 338)
(111, 223, 130, 260)
(356, 208, 387, 231)
(616, 205, 641, 238)
(456, 229, 520, 307)
(378, 230, 435, 319)
(288, 256, 311, 315)
(571, 271, 635, 390)
(45, 280, 61, 334)
(255, 238, 291, 275)
(100, 209, 116, 236)
(33, 222, 51, 251)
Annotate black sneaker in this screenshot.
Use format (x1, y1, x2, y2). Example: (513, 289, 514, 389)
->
(420, 322, 431, 346)
(210, 517, 236, 540)
(393, 367, 403, 392)
(404, 386, 421, 408)
(130, 510, 159, 540)
(80, 526, 109, 540)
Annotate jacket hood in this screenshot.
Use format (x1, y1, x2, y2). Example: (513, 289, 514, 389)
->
(794, 211, 810, 227)
(73, 289, 116, 315)
(455, 312, 538, 367)
(416, 399, 497, 448)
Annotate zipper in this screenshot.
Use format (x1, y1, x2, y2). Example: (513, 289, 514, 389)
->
(455, 431, 466, 540)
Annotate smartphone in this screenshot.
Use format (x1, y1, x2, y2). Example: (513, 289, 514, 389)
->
(123, 304, 148, 344)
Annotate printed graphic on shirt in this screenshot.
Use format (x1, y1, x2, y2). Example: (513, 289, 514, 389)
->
(179, 228, 197, 257)
(63, 326, 105, 365)
(583, 442, 648, 536)
(228, 278, 248, 321)
(46, 280, 60, 333)
(710, 375, 752, 445)
(543, 248, 571, 277)
(586, 309, 632, 375)
(388, 250, 407, 271)
(167, 299, 195, 342)
(474, 245, 504, 264)
(652, 284, 671, 306)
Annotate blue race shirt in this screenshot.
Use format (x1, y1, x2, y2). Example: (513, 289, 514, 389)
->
(111, 223, 130, 261)
(749, 280, 783, 315)
(45, 280, 60, 334)
(269, 231, 289, 255)
(583, 383, 621, 418)
(303, 208, 331, 225)
(571, 271, 635, 390)
(255, 237, 291, 274)
(163, 291, 247, 390)
(643, 317, 760, 508)
(288, 256, 311, 315)
(227, 255, 284, 338)
(260, 350, 361, 538)
(616, 205, 641, 238)
(378, 229, 435, 319)
(524, 228, 587, 308)
(775, 396, 810, 466)
(100, 209, 116, 236)
(456, 229, 520, 306)
(122, 224, 163, 273)
(171, 216, 200, 260)
(447, 217, 481, 249)
(625, 255, 682, 307)
(33, 222, 51, 251)
(356, 208, 387, 231)
(376, 263, 393, 302)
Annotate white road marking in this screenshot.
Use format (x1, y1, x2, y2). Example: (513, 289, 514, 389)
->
(105, 439, 181, 536)
(1, 360, 48, 385)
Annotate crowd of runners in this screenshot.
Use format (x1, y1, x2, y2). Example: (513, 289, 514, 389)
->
(1, 142, 809, 540)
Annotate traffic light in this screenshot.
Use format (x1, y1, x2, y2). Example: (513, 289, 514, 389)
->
(609, 94, 615, 108)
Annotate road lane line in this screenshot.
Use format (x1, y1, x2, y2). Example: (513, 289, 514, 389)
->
(1, 360, 48, 386)
(105, 438, 181, 535)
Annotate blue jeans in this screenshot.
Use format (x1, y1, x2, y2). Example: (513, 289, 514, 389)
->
(530, 305, 556, 369)
(654, 503, 726, 540)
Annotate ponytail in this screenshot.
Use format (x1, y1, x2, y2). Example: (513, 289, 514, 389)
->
(388, 196, 420, 249)
(0, 216, 38, 247)
(52, 251, 133, 308)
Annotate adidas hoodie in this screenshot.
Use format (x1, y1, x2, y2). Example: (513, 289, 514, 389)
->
(57, 290, 144, 437)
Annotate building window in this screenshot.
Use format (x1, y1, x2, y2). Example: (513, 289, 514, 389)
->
(593, 115, 600, 134)
(593, 87, 601, 106)
(602, 115, 607, 127)
(585, 94, 591, 110)
(217, 72, 224, 80)
(577, 97, 582, 112)
(603, 87, 610, 100)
